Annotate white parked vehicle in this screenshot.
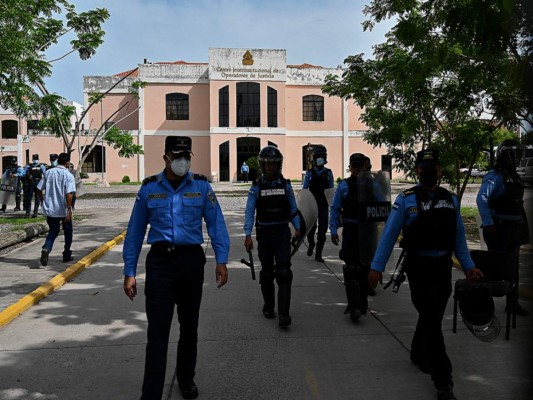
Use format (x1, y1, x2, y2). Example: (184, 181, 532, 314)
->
(517, 157, 533, 185)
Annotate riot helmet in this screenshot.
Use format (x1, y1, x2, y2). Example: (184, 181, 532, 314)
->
(312, 145, 327, 167)
(458, 283, 500, 342)
(258, 146, 283, 181)
(496, 139, 523, 169)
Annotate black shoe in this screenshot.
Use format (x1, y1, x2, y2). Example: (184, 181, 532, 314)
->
(178, 382, 198, 399)
(350, 308, 362, 322)
(263, 307, 275, 319)
(436, 385, 457, 400)
(62, 256, 74, 263)
(315, 255, 324, 262)
(25, 213, 30, 218)
(307, 243, 315, 256)
(40, 248, 49, 267)
(13, 207, 21, 211)
(411, 355, 432, 375)
(32, 213, 37, 218)
(279, 315, 292, 328)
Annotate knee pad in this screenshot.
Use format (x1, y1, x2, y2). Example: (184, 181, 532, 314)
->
(275, 267, 293, 285)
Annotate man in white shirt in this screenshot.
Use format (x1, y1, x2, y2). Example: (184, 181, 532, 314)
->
(37, 153, 76, 266)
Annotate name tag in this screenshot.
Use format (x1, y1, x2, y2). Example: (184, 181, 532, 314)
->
(148, 193, 167, 199)
(184, 192, 201, 198)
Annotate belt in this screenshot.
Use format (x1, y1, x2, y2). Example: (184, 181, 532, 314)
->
(151, 242, 199, 254)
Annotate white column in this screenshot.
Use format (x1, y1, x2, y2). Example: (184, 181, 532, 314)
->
(342, 99, 349, 178)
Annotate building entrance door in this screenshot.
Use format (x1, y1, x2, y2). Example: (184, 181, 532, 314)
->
(219, 141, 230, 182)
(237, 137, 260, 182)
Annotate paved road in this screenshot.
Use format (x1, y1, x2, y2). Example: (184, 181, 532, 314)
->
(0, 184, 531, 400)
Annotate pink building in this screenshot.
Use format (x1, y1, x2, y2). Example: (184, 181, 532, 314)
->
(2, 48, 391, 182)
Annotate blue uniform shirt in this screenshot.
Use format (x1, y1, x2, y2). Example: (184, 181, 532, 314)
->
(24, 163, 46, 178)
(302, 167, 334, 190)
(476, 169, 523, 227)
(371, 184, 474, 273)
(123, 171, 230, 277)
(244, 178, 301, 236)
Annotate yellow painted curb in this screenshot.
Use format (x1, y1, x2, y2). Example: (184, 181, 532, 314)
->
(0, 230, 127, 328)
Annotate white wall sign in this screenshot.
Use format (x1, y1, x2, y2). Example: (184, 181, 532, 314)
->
(209, 48, 287, 81)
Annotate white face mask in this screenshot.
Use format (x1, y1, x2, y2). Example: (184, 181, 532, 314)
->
(51, 160, 58, 167)
(168, 156, 190, 177)
(316, 157, 325, 167)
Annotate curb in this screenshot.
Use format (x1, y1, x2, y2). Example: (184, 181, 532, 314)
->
(0, 230, 127, 328)
(0, 223, 49, 251)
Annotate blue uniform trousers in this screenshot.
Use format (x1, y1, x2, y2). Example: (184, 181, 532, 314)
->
(406, 254, 453, 389)
(141, 244, 205, 400)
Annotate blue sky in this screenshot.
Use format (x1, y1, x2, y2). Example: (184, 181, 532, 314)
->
(44, 0, 392, 104)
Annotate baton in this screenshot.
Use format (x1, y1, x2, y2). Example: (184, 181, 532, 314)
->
(240, 249, 256, 280)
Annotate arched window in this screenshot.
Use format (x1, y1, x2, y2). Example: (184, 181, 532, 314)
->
(166, 93, 189, 120)
(219, 86, 229, 127)
(1, 120, 18, 139)
(302, 95, 324, 121)
(236, 82, 260, 127)
(267, 87, 277, 127)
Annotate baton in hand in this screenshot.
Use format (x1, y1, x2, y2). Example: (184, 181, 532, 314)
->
(240, 249, 256, 280)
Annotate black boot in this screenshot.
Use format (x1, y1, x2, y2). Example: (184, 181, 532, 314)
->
(278, 284, 292, 327)
(344, 280, 361, 321)
(314, 241, 325, 262)
(307, 241, 315, 257)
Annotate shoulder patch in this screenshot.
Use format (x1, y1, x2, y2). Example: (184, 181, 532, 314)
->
(142, 175, 157, 185)
(193, 173, 207, 181)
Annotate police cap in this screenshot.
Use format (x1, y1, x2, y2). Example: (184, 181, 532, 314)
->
(32, 154, 39, 161)
(165, 136, 192, 155)
(49, 153, 58, 162)
(349, 153, 367, 166)
(416, 149, 440, 167)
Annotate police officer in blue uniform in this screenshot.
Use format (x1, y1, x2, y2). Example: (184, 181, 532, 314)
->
(330, 153, 380, 321)
(47, 153, 59, 170)
(244, 146, 301, 328)
(24, 154, 46, 218)
(123, 136, 230, 400)
(368, 149, 483, 400)
(303, 145, 334, 262)
(477, 139, 529, 316)
(0, 156, 25, 212)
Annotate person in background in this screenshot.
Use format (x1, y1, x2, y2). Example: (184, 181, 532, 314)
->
(477, 139, 529, 316)
(303, 145, 334, 262)
(368, 149, 483, 400)
(24, 154, 46, 218)
(240, 161, 249, 183)
(123, 136, 230, 400)
(0, 156, 24, 212)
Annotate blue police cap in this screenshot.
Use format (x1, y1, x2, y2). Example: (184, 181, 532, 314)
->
(165, 136, 192, 154)
(416, 149, 440, 167)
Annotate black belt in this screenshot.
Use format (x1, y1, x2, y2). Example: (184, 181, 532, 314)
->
(151, 242, 199, 254)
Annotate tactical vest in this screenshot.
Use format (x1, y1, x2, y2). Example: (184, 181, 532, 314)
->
(341, 176, 359, 220)
(402, 186, 457, 252)
(255, 177, 290, 224)
(488, 169, 524, 216)
(309, 168, 330, 202)
(28, 165, 43, 183)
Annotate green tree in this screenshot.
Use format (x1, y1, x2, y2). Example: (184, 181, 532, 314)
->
(323, 0, 532, 200)
(0, 0, 144, 172)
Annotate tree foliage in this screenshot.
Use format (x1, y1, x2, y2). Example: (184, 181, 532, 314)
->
(0, 0, 144, 171)
(323, 0, 532, 200)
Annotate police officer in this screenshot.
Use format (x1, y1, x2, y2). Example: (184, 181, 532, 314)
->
(24, 154, 46, 218)
(123, 136, 230, 400)
(477, 139, 529, 316)
(244, 146, 301, 328)
(368, 149, 483, 400)
(240, 161, 249, 183)
(47, 153, 59, 170)
(0, 156, 24, 212)
(330, 153, 379, 321)
(303, 145, 334, 262)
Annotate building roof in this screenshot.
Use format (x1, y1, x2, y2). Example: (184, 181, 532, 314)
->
(287, 63, 324, 69)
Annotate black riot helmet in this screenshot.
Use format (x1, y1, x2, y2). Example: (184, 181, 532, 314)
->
(458, 283, 500, 342)
(258, 146, 283, 181)
(496, 139, 523, 169)
(312, 145, 327, 166)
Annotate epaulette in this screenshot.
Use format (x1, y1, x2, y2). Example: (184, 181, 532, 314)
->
(401, 186, 418, 196)
(142, 175, 158, 185)
(193, 173, 207, 181)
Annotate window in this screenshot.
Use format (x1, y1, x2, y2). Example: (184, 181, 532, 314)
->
(166, 93, 189, 120)
(1, 120, 18, 139)
(219, 86, 229, 127)
(27, 120, 39, 134)
(81, 145, 106, 173)
(236, 82, 260, 127)
(302, 95, 324, 121)
(267, 87, 277, 127)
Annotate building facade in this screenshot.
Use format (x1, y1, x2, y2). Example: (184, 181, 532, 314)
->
(2, 48, 391, 182)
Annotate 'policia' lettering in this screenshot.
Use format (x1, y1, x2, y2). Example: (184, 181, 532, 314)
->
(260, 188, 286, 197)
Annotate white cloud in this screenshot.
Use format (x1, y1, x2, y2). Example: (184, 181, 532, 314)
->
(44, 0, 392, 103)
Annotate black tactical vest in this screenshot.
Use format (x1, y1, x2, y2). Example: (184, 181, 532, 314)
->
(402, 186, 457, 252)
(309, 168, 330, 202)
(255, 177, 290, 224)
(29, 165, 43, 183)
(341, 176, 359, 220)
(488, 169, 524, 216)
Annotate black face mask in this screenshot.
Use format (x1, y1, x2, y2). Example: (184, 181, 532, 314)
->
(419, 170, 438, 187)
